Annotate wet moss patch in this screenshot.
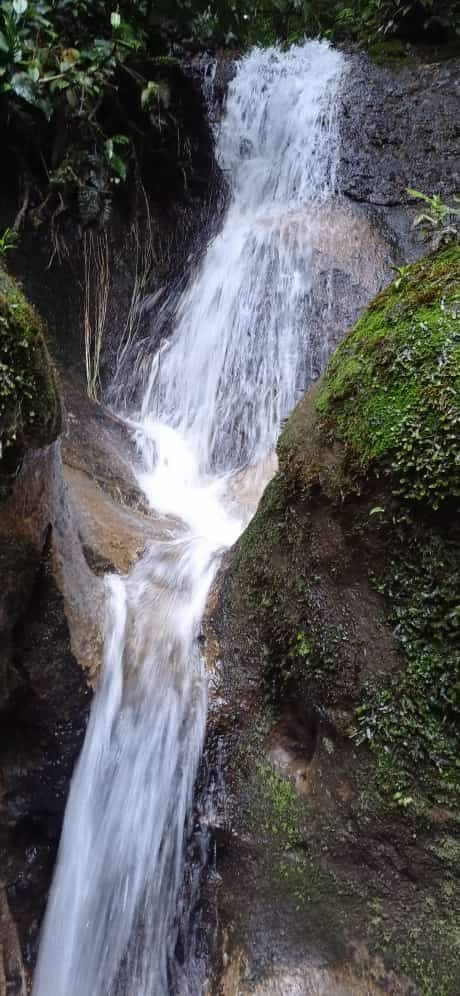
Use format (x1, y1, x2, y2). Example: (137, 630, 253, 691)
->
(0, 266, 61, 493)
(352, 517, 459, 806)
(217, 243, 460, 993)
(234, 244, 460, 808)
(316, 244, 460, 509)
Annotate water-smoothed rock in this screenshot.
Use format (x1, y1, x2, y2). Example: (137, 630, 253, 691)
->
(0, 274, 91, 987)
(0, 277, 158, 989)
(206, 244, 460, 995)
(0, 269, 63, 701)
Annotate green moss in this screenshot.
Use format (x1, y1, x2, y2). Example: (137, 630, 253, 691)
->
(150, 55, 181, 67)
(371, 907, 460, 996)
(0, 266, 61, 489)
(313, 246, 460, 805)
(250, 762, 304, 847)
(367, 38, 409, 65)
(230, 245, 460, 809)
(353, 518, 460, 806)
(239, 748, 460, 993)
(316, 244, 460, 510)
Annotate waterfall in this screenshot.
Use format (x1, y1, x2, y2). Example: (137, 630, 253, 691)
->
(139, 42, 344, 474)
(33, 41, 345, 996)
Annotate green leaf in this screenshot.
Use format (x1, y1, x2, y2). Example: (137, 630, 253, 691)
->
(111, 11, 121, 30)
(413, 212, 436, 228)
(28, 61, 40, 83)
(141, 80, 161, 110)
(110, 153, 127, 182)
(406, 188, 431, 203)
(140, 79, 168, 112)
(13, 0, 28, 17)
(369, 506, 385, 516)
(10, 71, 38, 105)
(0, 31, 10, 54)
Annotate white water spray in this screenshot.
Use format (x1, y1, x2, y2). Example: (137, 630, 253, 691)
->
(140, 43, 344, 474)
(33, 41, 345, 996)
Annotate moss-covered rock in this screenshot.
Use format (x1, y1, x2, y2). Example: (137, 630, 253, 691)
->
(235, 243, 460, 807)
(208, 244, 460, 995)
(316, 244, 460, 509)
(0, 266, 61, 491)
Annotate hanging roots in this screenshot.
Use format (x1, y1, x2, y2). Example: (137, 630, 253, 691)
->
(83, 229, 110, 401)
(111, 185, 156, 397)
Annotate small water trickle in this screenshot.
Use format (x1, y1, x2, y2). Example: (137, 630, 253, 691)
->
(33, 41, 346, 996)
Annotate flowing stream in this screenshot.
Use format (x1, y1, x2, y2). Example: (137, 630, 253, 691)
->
(33, 41, 345, 996)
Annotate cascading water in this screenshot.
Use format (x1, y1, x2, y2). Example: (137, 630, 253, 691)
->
(139, 43, 344, 474)
(33, 41, 345, 996)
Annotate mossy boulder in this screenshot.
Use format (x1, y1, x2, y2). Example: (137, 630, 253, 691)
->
(208, 244, 460, 995)
(0, 266, 61, 491)
(236, 243, 460, 807)
(315, 243, 459, 508)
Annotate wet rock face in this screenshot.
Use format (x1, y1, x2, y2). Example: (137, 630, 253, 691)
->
(0, 446, 91, 989)
(0, 543, 91, 984)
(0, 57, 221, 985)
(206, 247, 460, 995)
(200, 56, 460, 996)
(0, 375, 155, 988)
(338, 54, 460, 257)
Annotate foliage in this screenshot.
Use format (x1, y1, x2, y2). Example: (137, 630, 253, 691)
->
(0, 226, 18, 254)
(236, 245, 460, 814)
(240, 0, 460, 46)
(314, 246, 460, 807)
(0, 1, 457, 227)
(0, 0, 237, 226)
(255, 762, 304, 847)
(407, 188, 460, 236)
(0, 1, 130, 223)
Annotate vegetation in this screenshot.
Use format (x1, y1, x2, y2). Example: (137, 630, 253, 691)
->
(317, 261, 459, 805)
(316, 244, 460, 803)
(0, 2, 457, 229)
(242, 0, 460, 47)
(0, 0, 266, 228)
(253, 762, 305, 847)
(232, 244, 460, 809)
(0, 226, 18, 255)
(0, 1, 201, 226)
(0, 263, 60, 488)
(352, 523, 460, 803)
(316, 245, 460, 509)
(408, 188, 460, 237)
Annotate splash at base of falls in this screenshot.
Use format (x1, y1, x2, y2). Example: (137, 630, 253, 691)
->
(33, 41, 346, 996)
